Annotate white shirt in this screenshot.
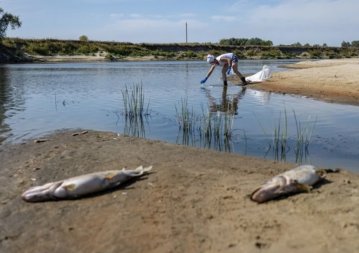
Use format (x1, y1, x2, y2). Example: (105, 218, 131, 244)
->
(216, 53, 234, 66)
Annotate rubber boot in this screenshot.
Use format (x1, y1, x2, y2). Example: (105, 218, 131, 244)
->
(241, 77, 248, 86)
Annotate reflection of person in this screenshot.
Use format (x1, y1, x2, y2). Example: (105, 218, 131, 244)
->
(200, 53, 247, 86)
(205, 86, 246, 115)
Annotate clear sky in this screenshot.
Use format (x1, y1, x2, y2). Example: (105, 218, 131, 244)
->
(1, 0, 358, 46)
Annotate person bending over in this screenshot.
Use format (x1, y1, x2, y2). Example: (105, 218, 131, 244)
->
(200, 53, 248, 86)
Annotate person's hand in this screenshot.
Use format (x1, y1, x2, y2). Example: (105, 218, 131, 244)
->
(227, 67, 231, 75)
(200, 77, 208, 84)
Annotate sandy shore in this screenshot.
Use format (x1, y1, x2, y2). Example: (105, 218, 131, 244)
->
(1, 59, 359, 253)
(1, 131, 359, 253)
(253, 58, 359, 105)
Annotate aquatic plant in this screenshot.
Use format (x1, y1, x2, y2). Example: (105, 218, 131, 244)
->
(121, 83, 149, 119)
(175, 99, 234, 152)
(197, 109, 234, 152)
(260, 109, 316, 163)
(123, 115, 146, 138)
(293, 111, 317, 163)
(175, 98, 198, 146)
(120, 83, 150, 137)
(175, 98, 197, 132)
(272, 110, 288, 160)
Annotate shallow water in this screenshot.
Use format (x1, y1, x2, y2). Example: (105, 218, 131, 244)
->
(1, 60, 358, 172)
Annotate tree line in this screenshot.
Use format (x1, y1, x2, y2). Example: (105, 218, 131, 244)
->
(219, 37, 273, 46)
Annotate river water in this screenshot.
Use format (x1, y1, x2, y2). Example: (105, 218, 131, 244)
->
(1, 60, 358, 172)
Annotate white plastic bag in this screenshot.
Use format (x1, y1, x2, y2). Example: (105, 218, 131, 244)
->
(245, 65, 272, 83)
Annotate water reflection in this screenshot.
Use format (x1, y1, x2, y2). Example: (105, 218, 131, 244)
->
(250, 89, 271, 105)
(204, 86, 247, 152)
(0, 67, 13, 143)
(205, 85, 246, 115)
(0, 68, 8, 143)
(176, 85, 248, 152)
(123, 115, 147, 138)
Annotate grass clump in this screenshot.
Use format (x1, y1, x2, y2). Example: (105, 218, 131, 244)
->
(293, 111, 317, 163)
(121, 83, 149, 119)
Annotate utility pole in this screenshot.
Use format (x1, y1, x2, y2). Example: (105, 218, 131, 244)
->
(185, 22, 188, 43)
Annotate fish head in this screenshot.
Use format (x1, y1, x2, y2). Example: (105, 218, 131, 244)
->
(251, 175, 312, 203)
(250, 184, 282, 203)
(22, 181, 63, 202)
(250, 176, 289, 203)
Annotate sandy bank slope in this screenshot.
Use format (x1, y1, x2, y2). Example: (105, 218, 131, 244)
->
(253, 58, 359, 105)
(1, 130, 358, 253)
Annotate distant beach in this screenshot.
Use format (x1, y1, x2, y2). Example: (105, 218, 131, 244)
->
(254, 58, 359, 105)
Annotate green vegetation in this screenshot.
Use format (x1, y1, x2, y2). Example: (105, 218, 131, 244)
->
(198, 112, 234, 152)
(1, 36, 359, 63)
(175, 98, 234, 152)
(219, 37, 273, 46)
(79, 35, 88, 42)
(175, 98, 198, 146)
(120, 83, 150, 138)
(272, 110, 288, 161)
(262, 110, 317, 163)
(121, 83, 149, 119)
(293, 111, 316, 163)
(0, 8, 21, 39)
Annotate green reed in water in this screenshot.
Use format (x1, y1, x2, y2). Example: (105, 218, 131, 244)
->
(262, 109, 316, 162)
(175, 98, 234, 152)
(175, 98, 197, 133)
(202, 112, 234, 152)
(121, 83, 149, 119)
(272, 109, 288, 160)
(120, 83, 150, 138)
(175, 98, 198, 146)
(293, 111, 317, 163)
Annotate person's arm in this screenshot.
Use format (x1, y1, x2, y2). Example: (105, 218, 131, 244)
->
(206, 64, 216, 79)
(201, 64, 216, 84)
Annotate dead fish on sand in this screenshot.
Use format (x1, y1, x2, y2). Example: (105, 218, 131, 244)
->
(22, 165, 152, 202)
(250, 165, 328, 203)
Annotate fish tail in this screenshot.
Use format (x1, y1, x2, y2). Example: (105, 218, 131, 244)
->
(119, 165, 153, 176)
(136, 165, 152, 174)
(142, 165, 153, 173)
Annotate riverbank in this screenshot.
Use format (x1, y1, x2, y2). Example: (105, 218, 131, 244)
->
(2, 38, 359, 64)
(0, 130, 358, 253)
(252, 58, 359, 105)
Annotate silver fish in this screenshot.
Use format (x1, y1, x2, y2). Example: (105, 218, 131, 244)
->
(22, 165, 152, 202)
(250, 165, 324, 203)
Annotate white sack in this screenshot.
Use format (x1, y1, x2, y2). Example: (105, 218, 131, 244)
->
(245, 65, 272, 83)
